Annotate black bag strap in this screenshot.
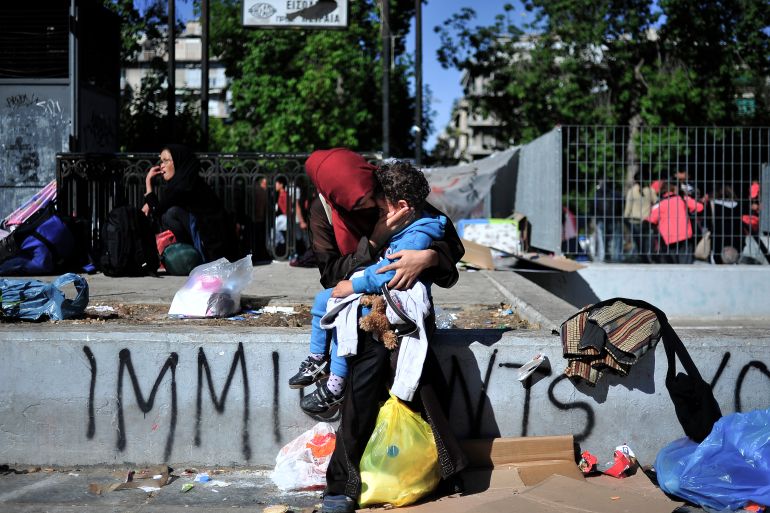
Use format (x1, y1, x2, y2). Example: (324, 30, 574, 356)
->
(661, 321, 705, 382)
(380, 283, 419, 338)
(29, 231, 61, 263)
(563, 296, 702, 380)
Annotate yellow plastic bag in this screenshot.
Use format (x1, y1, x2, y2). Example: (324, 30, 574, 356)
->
(359, 394, 440, 507)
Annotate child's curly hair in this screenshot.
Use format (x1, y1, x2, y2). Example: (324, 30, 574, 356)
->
(374, 161, 431, 210)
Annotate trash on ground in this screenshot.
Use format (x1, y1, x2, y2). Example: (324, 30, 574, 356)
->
(598, 449, 632, 478)
(271, 422, 336, 491)
(85, 305, 115, 313)
(433, 306, 457, 329)
(181, 483, 194, 493)
(261, 306, 296, 314)
(263, 505, 289, 513)
(578, 451, 598, 474)
(194, 472, 211, 483)
(0, 273, 88, 321)
(168, 255, 253, 317)
(88, 465, 169, 494)
(655, 407, 770, 511)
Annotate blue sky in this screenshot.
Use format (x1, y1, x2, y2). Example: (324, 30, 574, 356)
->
(168, 1, 528, 150)
(406, 1, 532, 148)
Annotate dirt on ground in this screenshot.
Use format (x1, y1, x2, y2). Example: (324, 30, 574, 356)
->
(60, 299, 536, 330)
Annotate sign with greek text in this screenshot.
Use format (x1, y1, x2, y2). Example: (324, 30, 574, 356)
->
(242, 0, 348, 29)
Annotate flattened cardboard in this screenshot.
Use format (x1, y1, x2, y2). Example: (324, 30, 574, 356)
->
(459, 238, 495, 270)
(459, 435, 583, 495)
(460, 435, 577, 467)
(513, 252, 586, 272)
(361, 436, 591, 513)
(470, 474, 681, 513)
(587, 471, 683, 506)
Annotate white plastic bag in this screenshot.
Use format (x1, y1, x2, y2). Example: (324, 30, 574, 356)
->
(168, 255, 252, 317)
(271, 422, 336, 491)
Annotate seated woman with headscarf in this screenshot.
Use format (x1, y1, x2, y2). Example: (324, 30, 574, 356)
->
(141, 144, 237, 262)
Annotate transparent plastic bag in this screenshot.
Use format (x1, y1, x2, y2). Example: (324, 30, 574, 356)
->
(271, 422, 336, 491)
(655, 407, 770, 511)
(359, 394, 440, 508)
(0, 273, 88, 321)
(168, 255, 252, 317)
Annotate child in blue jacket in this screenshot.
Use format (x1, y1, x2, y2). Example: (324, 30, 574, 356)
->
(289, 161, 446, 416)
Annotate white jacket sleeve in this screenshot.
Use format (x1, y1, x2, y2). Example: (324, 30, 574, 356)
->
(386, 283, 431, 402)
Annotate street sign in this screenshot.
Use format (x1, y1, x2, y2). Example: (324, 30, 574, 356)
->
(242, 0, 348, 29)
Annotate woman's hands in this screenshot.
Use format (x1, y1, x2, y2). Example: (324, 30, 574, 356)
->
(369, 205, 413, 250)
(145, 165, 163, 195)
(377, 249, 438, 290)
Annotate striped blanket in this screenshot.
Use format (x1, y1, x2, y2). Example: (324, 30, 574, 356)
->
(2, 180, 57, 228)
(560, 300, 662, 385)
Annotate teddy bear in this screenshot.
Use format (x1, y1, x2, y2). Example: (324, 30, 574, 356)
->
(358, 294, 399, 349)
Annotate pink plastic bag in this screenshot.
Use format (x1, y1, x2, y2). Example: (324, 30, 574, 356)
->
(271, 423, 336, 491)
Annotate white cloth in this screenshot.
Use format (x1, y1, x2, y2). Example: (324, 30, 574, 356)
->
(385, 283, 431, 402)
(319, 270, 366, 357)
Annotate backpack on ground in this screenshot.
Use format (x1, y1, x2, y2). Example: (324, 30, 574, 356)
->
(0, 203, 80, 276)
(98, 206, 159, 277)
(161, 242, 203, 276)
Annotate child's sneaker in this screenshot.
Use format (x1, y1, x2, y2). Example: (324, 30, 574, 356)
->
(300, 382, 344, 415)
(288, 356, 330, 389)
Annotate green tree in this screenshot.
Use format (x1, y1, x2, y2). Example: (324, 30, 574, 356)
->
(436, 1, 659, 145)
(209, 0, 422, 155)
(437, 0, 770, 142)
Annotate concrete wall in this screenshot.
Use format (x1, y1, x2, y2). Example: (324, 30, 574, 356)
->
(522, 264, 770, 320)
(1, 325, 768, 468)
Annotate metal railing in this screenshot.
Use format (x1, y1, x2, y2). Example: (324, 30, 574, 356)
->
(56, 152, 324, 261)
(561, 126, 770, 264)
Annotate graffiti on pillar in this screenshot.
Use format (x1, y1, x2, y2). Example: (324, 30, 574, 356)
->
(195, 343, 251, 460)
(116, 349, 179, 462)
(0, 91, 68, 188)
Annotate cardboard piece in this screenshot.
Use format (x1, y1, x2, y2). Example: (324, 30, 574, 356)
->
(362, 435, 680, 513)
(459, 436, 583, 494)
(458, 215, 530, 256)
(513, 252, 586, 272)
(586, 470, 683, 505)
(459, 238, 495, 270)
(469, 474, 682, 513)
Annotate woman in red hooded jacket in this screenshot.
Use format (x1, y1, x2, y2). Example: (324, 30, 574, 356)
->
(304, 148, 468, 513)
(647, 181, 704, 263)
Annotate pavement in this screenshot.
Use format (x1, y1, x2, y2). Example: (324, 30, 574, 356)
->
(0, 466, 320, 513)
(62, 260, 578, 331)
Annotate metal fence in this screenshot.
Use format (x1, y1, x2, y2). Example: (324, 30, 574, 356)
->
(56, 152, 331, 261)
(561, 126, 770, 264)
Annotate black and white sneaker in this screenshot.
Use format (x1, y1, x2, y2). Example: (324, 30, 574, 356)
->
(300, 383, 344, 415)
(288, 356, 330, 389)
